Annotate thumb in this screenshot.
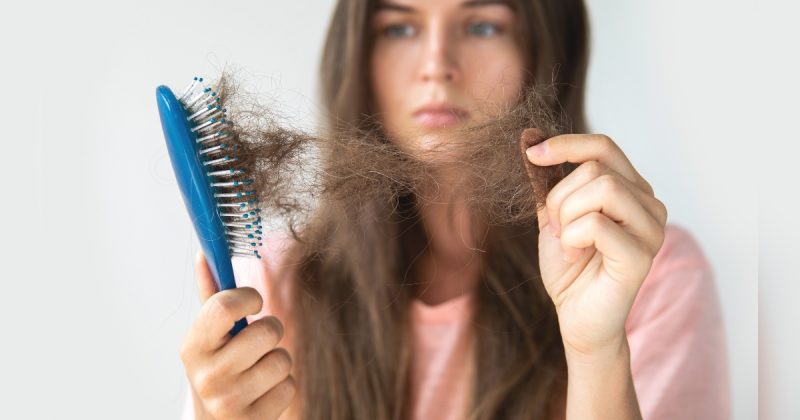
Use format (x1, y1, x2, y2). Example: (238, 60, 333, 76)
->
(194, 251, 219, 303)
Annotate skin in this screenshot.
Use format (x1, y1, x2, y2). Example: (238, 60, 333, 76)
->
(180, 0, 668, 418)
(180, 252, 296, 420)
(370, 0, 526, 305)
(370, 0, 668, 418)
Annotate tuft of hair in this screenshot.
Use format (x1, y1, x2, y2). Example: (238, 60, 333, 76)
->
(179, 75, 265, 258)
(213, 71, 578, 249)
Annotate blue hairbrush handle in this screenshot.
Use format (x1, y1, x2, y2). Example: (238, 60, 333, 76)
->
(156, 84, 247, 336)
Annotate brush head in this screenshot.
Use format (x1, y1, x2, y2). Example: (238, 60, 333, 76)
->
(156, 77, 262, 294)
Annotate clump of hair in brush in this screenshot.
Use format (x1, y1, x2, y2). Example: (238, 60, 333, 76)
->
(210, 70, 578, 243)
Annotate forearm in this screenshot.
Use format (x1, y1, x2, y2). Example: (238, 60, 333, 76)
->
(563, 336, 642, 420)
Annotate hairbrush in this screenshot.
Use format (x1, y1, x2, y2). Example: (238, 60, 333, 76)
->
(156, 76, 262, 336)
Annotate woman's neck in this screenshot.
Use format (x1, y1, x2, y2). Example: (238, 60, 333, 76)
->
(414, 172, 485, 305)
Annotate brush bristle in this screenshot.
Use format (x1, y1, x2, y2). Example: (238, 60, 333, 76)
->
(179, 77, 263, 259)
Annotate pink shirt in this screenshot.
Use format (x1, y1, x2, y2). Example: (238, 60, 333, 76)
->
(182, 223, 730, 419)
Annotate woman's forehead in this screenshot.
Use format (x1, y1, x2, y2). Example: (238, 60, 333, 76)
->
(375, 0, 514, 14)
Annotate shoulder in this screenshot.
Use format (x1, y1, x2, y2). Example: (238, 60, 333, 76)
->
(626, 223, 716, 330)
(652, 223, 711, 272)
(625, 223, 731, 418)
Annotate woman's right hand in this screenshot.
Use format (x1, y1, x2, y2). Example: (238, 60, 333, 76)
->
(180, 251, 296, 420)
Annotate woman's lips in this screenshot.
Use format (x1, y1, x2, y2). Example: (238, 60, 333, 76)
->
(413, 106, 468, 129)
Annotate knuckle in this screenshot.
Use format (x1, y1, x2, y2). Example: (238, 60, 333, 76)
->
(598, 174, 623, 195)
(266, 316, 285, 340)
(646, 220, 667, 255)
(545, 192, 559, 212)
(193, 369, 218, 399)
(207, 394, 240, 418)
(208, 293, 237, 323)
(179, 339, 193, 364)
(198, 358, 238, 396)
(208, 288, 262, 322)
(210, 353, 236, 376)
(254, 318, 282, 349)
(637, 240, 654, 261)
(596, 133, 616, 150)
(655, 228, 666, 252)
(544, 192, 556, 209)
(274, 375, 298, 404)
(582, 160, 604, 179)
(559, 195, 577, 223)
(261, 377, 297, 420)
(641, 178, 655, 195)
(266, 348, 293, 378)
(657, 199, 669, 224)
(586, 212, 607, 231)
(242, 286, 264, 308)
(558, 198, 570, 221)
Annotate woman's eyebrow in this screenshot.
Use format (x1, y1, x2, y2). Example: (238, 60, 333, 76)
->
(376, 0, 512, 13)
(461, 0, 512, 9)
(376, 2, 414, 13)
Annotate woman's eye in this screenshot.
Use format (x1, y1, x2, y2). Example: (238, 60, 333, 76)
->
(467, 21, 501, 37)
(382, 24, 416, 38)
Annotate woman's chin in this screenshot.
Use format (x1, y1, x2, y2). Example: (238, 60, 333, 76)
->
(398, 132, 465, 163)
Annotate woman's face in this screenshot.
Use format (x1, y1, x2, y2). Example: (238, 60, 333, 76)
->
(370, 0, 525, 155)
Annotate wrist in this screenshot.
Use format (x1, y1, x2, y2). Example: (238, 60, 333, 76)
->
(562, 334, 642, 420)
(563, 334, 630, 368)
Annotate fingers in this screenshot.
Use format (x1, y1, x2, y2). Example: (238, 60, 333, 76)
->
(526, 133, 654, 196)
(544, 160, 667, 230)
(560, 212, 654, 285)
(195, 251, 219, 303)
(181, 313, 292, 420)
(238, 348, 294, 405)
(203, 347, 293, 413)
(188, 287, 264, 353)
(558, 172, 666, 255)
(248, 375, 297, 420)
(215, 316, 285, 374)
(546, 159, 667, 228)
(521, 133, 668, 269)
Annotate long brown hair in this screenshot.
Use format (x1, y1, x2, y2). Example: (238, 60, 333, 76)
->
(287, 0, 590, 418)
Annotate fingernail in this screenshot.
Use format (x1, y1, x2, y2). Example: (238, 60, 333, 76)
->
(526, 142, 547, 158)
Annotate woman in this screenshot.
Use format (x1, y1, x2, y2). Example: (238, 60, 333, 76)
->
(180, 0, 730, 419)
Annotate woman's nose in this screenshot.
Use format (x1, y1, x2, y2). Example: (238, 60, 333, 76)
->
(418, 23, 460, 84)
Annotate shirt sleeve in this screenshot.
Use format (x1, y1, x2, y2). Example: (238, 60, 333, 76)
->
(624, 224, 731, 420)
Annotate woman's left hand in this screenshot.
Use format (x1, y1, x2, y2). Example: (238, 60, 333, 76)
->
(525, 133, 668, 358)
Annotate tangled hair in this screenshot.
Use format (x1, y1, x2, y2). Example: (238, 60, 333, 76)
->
(217, 72, 576, 250)
(206, 0, 589, 418)
(214, 66, 579, 419)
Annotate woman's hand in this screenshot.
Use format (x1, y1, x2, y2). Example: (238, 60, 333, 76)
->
(524, 132, 668, 358)
(180, 252, 296, 420)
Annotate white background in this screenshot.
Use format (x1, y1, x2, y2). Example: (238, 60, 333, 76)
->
(1, 0, 791, 419)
